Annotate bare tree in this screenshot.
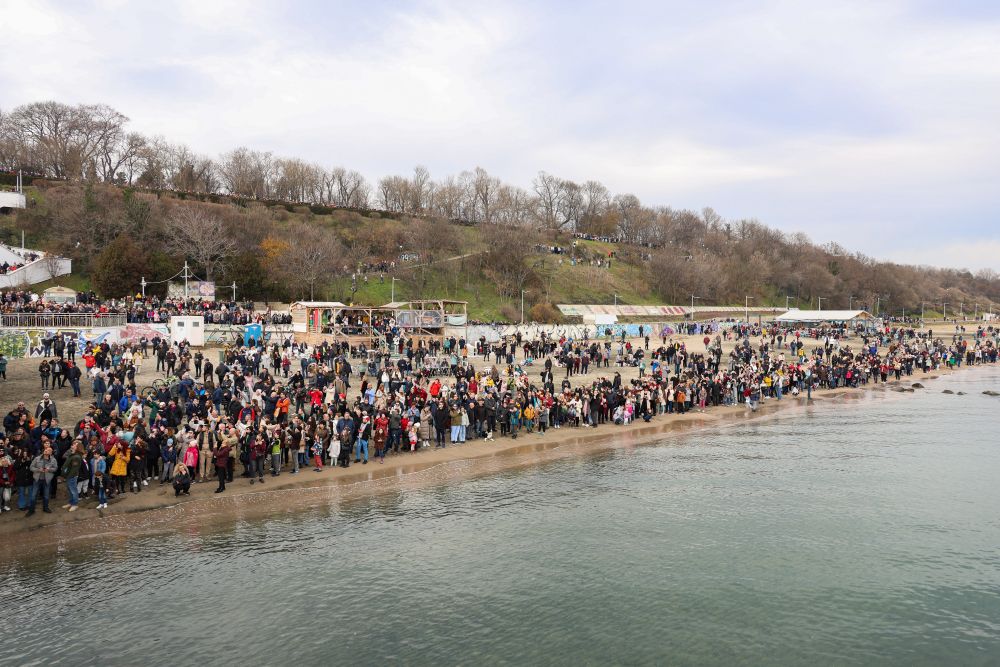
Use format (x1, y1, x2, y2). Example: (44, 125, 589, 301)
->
(481, 224, 536, 299)
(163, 206, 237, 281)
(275, 222, 347, 300)
(218, 146, 274, 198)
(98, 131, 146, 184)
(472, 166, 500, 223)
(410, 165, 432, 212)
(532, 171, 561, 230)
(8, 101, 126, 179)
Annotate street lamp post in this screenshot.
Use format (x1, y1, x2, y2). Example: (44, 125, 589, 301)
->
(391, 277, 399, 302)
(745, 295, 753, 322)
(613, 293, 618, 307)
(817, 296, 825, 310)
(942, 302, 949, 320)
(875, 293, 888, 317)
(521, 289, 526, 325)
(690, 295, 700, 319)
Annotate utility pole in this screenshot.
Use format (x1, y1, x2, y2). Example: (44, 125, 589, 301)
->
(849, 295, 854, 310)
(521, 289, 525, 325)
(959, 302, 964, 320)
(745, 295, 753, 322)
(974, 303, 979, 320)
(942, 302, 948, 320)
(140, 277, 147, 298)
(785, 295, 792, 310)
(690, 295, 700, 319)
(613, 293, 618, 306)
(921, 302, 925, 321)
(391, 277, 399, 302)
(817, 296, 825, 310)
(231, 281, 237, 301)
(182, 261, 190, 300)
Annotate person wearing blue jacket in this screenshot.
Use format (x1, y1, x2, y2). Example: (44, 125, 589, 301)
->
(118, 390, 139, 414)
(159, 438, 177, 483)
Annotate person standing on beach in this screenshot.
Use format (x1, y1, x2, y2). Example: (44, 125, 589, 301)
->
(35, 393, 57, 422)
(373, 423, 387, 463)
(0, 455, 15, 512)
(249, 434, 267, 483)
(27, 445, 58, 516)
(214, 440, 230, 493)
(60, 442, 83, 512)
(108, 440, 129, 495)
(355, 415, 371, 464)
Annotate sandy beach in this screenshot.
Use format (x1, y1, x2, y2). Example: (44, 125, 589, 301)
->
(0, 330, 989, 558)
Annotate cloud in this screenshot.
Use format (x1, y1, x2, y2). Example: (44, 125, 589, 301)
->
(0, 0, 998, 270)
(885, 240, 1000, 273)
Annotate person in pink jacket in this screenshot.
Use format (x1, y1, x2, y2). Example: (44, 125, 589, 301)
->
(182, 439, 199, 474)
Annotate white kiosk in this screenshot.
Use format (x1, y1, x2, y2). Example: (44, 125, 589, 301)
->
(170, 315, 206, 346)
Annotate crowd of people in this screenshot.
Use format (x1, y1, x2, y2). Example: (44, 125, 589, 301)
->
(0, 290, 292, 325)
(0, 318, 996, 519)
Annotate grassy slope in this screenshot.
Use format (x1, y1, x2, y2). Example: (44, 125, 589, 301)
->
(6, 190, 873, 319)
(326, 238, 665, 321)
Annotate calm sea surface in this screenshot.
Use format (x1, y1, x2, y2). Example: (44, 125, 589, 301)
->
(4, 368, 1000, 666)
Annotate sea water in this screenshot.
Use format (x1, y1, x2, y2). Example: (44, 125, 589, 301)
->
(3, 368, 1000, 666)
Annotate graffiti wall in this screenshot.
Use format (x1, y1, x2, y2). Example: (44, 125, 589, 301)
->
(454, 321, 720, 344)
(119, 322, 170, 343)
(0, 327, 122, 358)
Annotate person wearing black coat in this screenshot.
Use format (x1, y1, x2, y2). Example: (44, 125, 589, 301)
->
(431, 400, 448, 448)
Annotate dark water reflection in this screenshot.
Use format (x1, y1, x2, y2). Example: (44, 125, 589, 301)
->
(3, 369, 1000, 666)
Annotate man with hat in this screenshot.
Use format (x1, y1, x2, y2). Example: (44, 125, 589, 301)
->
(35, 393, 57, 423)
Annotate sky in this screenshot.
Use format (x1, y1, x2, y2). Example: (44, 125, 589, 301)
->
(3, 0, 999, 271)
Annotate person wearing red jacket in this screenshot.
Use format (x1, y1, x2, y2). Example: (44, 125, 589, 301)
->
(249, 434, 267, 484)
(214, 441, 230, 493)
(308, 388, 323, 415)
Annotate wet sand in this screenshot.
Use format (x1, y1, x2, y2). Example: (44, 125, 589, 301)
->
(1, 351, 987, 559)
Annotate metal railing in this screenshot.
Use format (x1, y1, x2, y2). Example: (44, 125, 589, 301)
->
(0, 312, 127, 329)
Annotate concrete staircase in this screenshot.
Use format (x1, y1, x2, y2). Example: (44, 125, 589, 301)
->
(0, 243, 72, 289)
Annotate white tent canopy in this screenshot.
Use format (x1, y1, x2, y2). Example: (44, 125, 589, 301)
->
(775, 309, 874, 323)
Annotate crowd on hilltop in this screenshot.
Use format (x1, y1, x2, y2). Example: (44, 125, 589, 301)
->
(0, 290, 291, 324)
(0, 319, 996, 518)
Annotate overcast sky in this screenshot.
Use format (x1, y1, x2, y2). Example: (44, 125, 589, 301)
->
(4, 0, 999, 271)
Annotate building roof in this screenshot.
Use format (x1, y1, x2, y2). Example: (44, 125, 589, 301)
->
(775, 309, 874, 322)
(558, 304, 690, 317)
(42, 285, 77, 295)
(0, 192, 27, 209)
(382, 299, 468, 308)
(289, 301, 347, 309)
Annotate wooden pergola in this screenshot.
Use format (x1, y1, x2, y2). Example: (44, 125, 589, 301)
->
(290, 299, 468, 349)
(381, 299, 468, 344)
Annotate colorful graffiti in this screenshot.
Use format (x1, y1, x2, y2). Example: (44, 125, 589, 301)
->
(0, 328, 118, 358)
(0, 331, 28, 358)
(119, 323, 170, 343)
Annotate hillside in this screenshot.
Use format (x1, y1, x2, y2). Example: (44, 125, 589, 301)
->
(2, 180, 998, 321)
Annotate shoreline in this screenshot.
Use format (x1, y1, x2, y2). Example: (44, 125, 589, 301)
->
(2, 363, 993, 559)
